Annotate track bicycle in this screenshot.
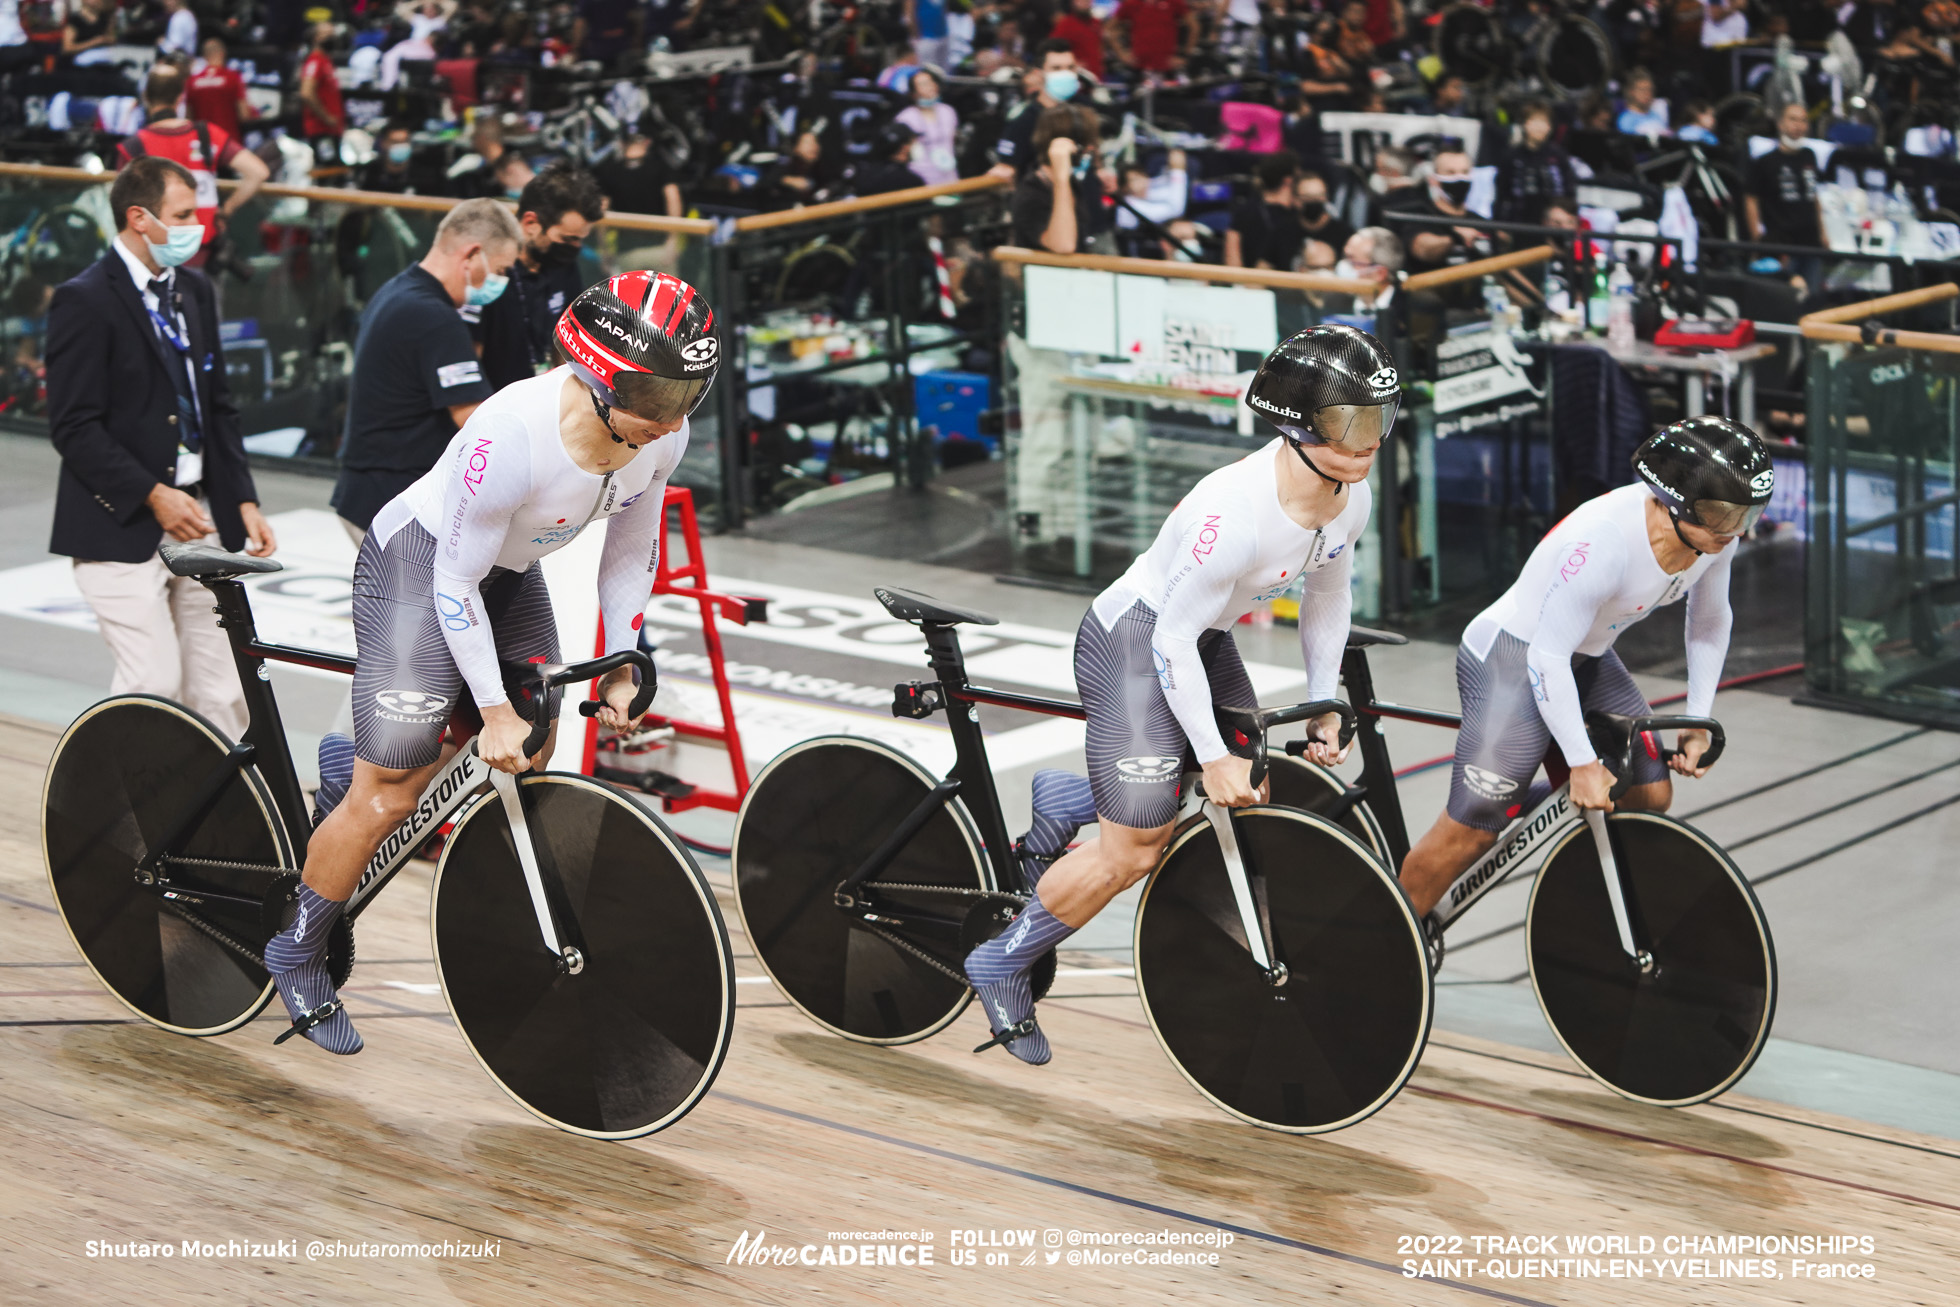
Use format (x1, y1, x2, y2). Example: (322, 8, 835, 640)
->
(41, 542, 735, 1139)
(731, 587, 1435, 1135)
(1329, 627, 1777, 1108)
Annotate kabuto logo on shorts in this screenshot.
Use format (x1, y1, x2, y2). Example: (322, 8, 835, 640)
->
(374, 689, 450, 723)
(1464, 765, 1518, 800)
(1116, 756, 1182, 782)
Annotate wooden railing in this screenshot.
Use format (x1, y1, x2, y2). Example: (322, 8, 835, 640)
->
(1800, 282, 1960, 355)
(1401, 244, 1556, 293)
(990, 245, 1378, 296)
(730, 175, 1009, 232)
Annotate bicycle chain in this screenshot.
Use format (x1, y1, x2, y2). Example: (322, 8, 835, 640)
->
(860, 881, 1028, 906)
(157, 856, 290, 879)
(162, 899, 267, 971)
(860, 921, 969, 988)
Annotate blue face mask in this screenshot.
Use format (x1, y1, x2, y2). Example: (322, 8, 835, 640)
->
(1044, 70, 1080, 102)
(465, 251, 509, 307)
(142, 209, 204, 268)
(386, 142, 412, 165)
(916, 95, 939, 107)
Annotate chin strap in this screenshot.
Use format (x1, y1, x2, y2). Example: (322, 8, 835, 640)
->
(590, 390, 642, 449)
(1287, 438, 1344, 492)
(1669, 510, 1703, 555)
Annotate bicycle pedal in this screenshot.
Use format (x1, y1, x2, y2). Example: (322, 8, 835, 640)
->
(273, 998, 344, 1045)
(971, 1016, 1037, 1055)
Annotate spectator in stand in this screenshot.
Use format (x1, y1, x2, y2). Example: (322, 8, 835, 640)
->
(572, 0, 643, 69)
(1297, 170, 1354, 256)
(1701, 0, 1748, 48)
(1334, 0, 1379, 65)
(846, 121, 927, 195)
(1112, 0, 1195, 79)
(1050, 0, 1106, 79)
(492, 149, 535, 199)
(909, 0, 951, 71)
(1616, 68, 1670, 137)
(1495, 98, 1577, 223)
(61, 0, 115, 66)
(1112, 151, 1190, 256)
(592, 119, 684, 220)
(159, 0, 198, 58)
(446, 118, 511, 198)
(898, 69, 961, 186)
(1226, 150, 1305, 270)
(761, 130, 838, 208)
(1365, 144, 1422, 221)
(297, 21, 346, 167)
(1299, 18, 1360, 110)
(1542, 194, 1580, 232)
(0, 0, 35, 76)
(360, 121, 426, 194)
(117, 66, 270, 268)
(477, 163, 605, 390)
(1010, 104, 1105, 254)
(186, 37, 254, 139)
(1427, 72, 1468, 118)
(1278, 90, 1328, 170)
(1384, 145, 1488, 274)
(1745, 101, 1826, 295)
(1339, 225, 1402, 312)
(1677, 98, 1718, 144)
(991, 39, 1089, 178)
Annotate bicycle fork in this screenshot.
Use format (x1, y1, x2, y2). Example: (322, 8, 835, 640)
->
(1199, 800, 1287, 987)
(490, 770, 585, 976)
(1582, 809, 1654, 974)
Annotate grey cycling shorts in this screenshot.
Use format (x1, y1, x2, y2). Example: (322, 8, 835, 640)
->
(1076, 600, 1259, 831)
(349, 521, 561, 771)
(1447, 630, 1666, 832)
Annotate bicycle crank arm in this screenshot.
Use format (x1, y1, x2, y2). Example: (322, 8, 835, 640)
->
(1203, 801, 1281, 981)
(1582, 808, 1651, 971)
(489, 770, 580, 974)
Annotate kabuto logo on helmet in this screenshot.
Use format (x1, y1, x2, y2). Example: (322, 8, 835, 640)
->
(1750, 469, 1774, 497)
(1637, 461, 1683, 499)
(1367, 366, 1400, 394)
(681, 337, 720, 371)
(1249, 394, 1302, 419)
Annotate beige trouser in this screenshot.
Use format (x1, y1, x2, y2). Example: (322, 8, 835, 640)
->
(72, 531, 249, 741)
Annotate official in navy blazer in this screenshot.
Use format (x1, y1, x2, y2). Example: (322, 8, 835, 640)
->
(46, 156, 277, 739)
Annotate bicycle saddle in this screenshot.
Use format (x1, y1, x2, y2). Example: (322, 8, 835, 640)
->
(159, 541, 285, 578)
(1346, 624, 1408, 648)
(873, 586, 999, 627)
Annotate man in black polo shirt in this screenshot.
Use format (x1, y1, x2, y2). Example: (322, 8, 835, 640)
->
(476, 163, 606, 392)
(1383, 146, 1491, 277)
(331, 198, 522, 540)
(1746, 102, 1826, 294)
(990, 38, 1092, 178)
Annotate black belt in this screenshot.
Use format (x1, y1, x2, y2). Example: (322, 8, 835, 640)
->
(177, 481, 203, 499)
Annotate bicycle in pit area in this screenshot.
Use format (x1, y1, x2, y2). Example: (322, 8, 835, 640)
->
(41, 541, 735, 1139)
(728, 588, 1776, 1134)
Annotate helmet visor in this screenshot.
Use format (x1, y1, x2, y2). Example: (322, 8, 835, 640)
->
(1303, 399, 1398, 452)
(1691, 498, 1768, 536)
(611, 370, 713, 425)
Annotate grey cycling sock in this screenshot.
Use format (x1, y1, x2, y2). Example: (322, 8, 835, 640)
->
(312, 733, 355, 828)
(272, 958, 363, 1056)
(969, 971, 1051, 1065)
(263, 884, 344, 974)
(1020, 770, 1097, 887)
(964, 897, 1077, 984)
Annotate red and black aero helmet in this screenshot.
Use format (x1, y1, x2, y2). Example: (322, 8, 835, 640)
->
(555, 271, 720, 425)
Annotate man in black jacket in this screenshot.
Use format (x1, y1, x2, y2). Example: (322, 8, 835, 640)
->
(47, 156, 276, 740)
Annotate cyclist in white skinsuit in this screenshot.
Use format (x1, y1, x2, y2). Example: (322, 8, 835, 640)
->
(963, 324, 1401, 1064)
(1398, 416, 1776, 922)
(262, 271, 722, 1055)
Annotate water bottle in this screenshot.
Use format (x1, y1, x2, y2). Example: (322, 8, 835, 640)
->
(1606, 261, 1636, 350)
(1587, 265, 1611, 334)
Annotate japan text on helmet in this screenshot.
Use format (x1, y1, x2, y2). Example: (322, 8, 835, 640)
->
(1243, 324, 1401, 452)
(555, 271, 720, 425)
(1633, 415, 1775, 536)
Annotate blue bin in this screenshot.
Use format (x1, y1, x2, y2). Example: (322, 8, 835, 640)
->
(914, 371, 993, 450)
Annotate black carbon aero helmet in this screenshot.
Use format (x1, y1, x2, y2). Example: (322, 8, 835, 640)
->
(1244, 324, 1401, 453)
(556, 271, 720, 426)
(1633, 415, 1774, 537)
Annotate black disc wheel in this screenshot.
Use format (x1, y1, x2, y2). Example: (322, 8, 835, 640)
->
(732, 737, 991, 1044)
(1262, 749, 1389, 862)
(43, 696, 292, 1035)
(1527, 812, 1776, 1106)
(432, 773, 735, 1138)
(1136, 807, 1430, 1133)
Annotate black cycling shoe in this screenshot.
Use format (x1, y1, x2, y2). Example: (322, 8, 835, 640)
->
(271, 959, 363, 1055)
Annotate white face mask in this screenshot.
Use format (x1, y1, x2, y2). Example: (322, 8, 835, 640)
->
(1780, 131, 1807, 149)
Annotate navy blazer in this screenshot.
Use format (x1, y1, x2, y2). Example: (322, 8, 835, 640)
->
(45, 250, 258, 563)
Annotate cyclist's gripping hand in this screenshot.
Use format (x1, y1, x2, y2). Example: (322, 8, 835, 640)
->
(1302, 710, 1352, 767)
(1569, 759, 1615, 812)
(478, 702, 539, 775)
(1201, 754, 1260, 808)
(594, 665, 648, 734)
(1669, 728, 1714, 778)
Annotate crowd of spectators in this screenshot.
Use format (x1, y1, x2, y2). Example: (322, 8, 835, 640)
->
(0, 0, 1955, 300)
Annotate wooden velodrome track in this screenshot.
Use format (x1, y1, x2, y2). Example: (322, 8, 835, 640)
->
(2, 712, 1956, 1305)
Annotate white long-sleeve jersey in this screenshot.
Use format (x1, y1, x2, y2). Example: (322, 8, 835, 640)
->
(370, 367, 685, 710)
(1091, 438, 1370, 764)
(1463, 482, 1734, 767)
